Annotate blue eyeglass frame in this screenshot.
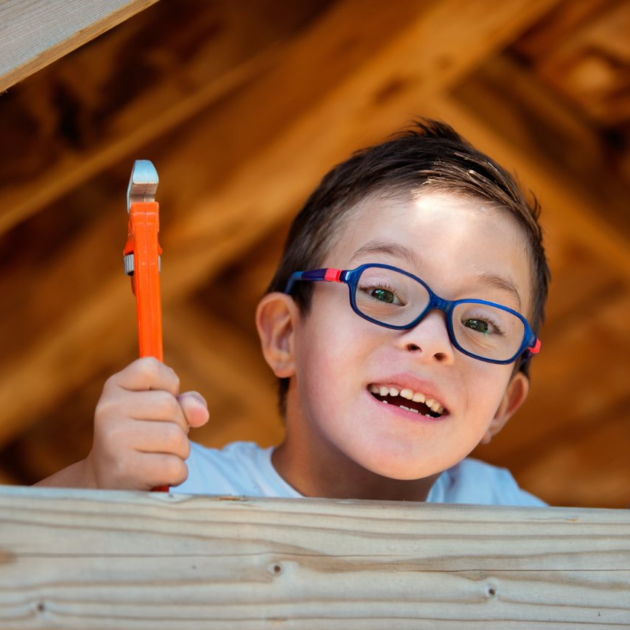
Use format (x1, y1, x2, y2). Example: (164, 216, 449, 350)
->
(284, 263, 541, 365)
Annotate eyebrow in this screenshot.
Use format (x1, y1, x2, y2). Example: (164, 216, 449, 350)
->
(350, 240, 422, 269)
(349, 239, 522, 309)
(473, 272, 522, 310)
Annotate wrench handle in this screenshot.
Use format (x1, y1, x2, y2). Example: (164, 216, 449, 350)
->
(129, 202, 163, 361)
(125, 201, 168, 493)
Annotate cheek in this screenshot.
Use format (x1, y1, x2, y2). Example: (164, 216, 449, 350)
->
(463, 363, 513, 418)
(296, 309, 374, 402)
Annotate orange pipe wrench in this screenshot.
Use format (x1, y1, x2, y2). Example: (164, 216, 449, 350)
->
(124, 160, 168, 492)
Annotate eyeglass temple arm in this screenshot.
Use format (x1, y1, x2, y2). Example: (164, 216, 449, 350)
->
(284, 268, 345, 294)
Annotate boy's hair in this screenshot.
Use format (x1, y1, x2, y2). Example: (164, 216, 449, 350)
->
(267, 119, 550, 415)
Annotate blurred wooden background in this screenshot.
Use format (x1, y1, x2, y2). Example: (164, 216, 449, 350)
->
(0, 0, 629, 508)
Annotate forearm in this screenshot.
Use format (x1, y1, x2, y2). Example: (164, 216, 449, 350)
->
(33, 458, 97, 489)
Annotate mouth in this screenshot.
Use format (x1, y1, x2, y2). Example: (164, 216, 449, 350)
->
(368, 384, 448, 419)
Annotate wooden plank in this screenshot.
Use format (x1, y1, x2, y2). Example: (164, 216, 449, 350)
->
(0, 0, 158, 93)
(0, 486, 628, 628)
(0, 0, 327, 235)
(0, 0, 558, 447)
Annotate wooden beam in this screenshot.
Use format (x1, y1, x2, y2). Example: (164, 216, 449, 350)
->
(0, 0, 325, 235)
(0, 0, 559, 447)
(0, 486, 628, 627)
(0, 0, 158, 93)
(452, 52, 630, 245)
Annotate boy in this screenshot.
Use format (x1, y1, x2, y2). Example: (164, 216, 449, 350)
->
(37, 120, 550, 506)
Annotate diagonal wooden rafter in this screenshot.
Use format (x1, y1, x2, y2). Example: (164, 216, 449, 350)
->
(452, 52, 630, 242)
(0, 1, 328, 236)
(0, 0, 158, 93)
(0, 0, 561, 448)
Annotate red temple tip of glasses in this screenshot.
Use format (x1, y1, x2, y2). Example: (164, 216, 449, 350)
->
(325, 268, 343, 282)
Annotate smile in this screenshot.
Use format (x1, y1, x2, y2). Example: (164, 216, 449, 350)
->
(368, 384, 447, 418)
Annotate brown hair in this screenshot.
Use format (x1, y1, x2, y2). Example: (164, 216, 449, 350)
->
(267, 119, 550, 413)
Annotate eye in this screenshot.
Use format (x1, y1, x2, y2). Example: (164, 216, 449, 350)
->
(464, 318, 498, 335)
(371, 288, 396, 303)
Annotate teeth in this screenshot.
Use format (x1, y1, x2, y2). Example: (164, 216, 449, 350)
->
(400, 405, 419, 414)
(400, 388, 413, 400)
(369, 384, 445, 415)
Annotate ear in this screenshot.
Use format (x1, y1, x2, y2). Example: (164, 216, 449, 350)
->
(480, 371, 530, 445)
(255, 292, 299, 378)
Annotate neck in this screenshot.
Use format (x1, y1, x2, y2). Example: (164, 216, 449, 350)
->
(271, 432, 441, 503)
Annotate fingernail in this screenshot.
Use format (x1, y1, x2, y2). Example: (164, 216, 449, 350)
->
(186, 391, 207, 406)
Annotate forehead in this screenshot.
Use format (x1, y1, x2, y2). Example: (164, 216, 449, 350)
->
(325, 191, 533, 313)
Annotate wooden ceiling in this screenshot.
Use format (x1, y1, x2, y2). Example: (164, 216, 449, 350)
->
(1, 0, 629, 508)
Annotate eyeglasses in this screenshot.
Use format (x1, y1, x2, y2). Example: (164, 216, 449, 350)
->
(284, 263, 541, 365)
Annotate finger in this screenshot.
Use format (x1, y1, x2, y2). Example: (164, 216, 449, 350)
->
(128, 420, 191, 460)
(177, 391, 210, 429)
(134, 453, 189, 491)
(114, 390, 189, 434)
(108, 358, 181, 396)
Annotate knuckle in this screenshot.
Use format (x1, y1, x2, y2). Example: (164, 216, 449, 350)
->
(138, 356, 162, 380)
(164, 424, 188, 454)
(166, 366, 180, 393)
(156, 390, 179, 417)
(165, 457, 187, 484)
(181, 437, 191, 460)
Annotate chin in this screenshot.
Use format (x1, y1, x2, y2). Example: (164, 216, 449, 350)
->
(355, 451, 445, 481)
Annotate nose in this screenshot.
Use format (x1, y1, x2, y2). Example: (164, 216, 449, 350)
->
(395, 309, 455, 363)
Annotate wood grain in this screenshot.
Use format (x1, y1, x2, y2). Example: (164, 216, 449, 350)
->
(0, 0, 158, 93)
(0, 486, 628, 628)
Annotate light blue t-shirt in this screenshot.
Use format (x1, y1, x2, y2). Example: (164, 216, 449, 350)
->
(175, 441, 546, 506)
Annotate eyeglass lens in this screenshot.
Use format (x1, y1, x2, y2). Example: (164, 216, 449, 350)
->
(354, 266, 526, 361)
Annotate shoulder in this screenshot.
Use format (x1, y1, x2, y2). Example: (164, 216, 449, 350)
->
(174, 441, 299, 498)
(429, 457, 547, 507)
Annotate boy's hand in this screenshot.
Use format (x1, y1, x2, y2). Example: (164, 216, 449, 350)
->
(84, 357, 209, 490)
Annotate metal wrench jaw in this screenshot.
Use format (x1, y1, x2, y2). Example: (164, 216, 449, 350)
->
(127, 159, 159, 213)
(125, 159, 161, 277)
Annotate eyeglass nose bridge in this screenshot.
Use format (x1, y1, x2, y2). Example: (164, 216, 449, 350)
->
(407, 291, 457, 331)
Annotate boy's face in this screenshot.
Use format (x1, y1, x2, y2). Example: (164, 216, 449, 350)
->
(283, 191, 533, 481)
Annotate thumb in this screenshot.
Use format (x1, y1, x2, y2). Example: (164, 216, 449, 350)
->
(177, 391, 210, 429)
